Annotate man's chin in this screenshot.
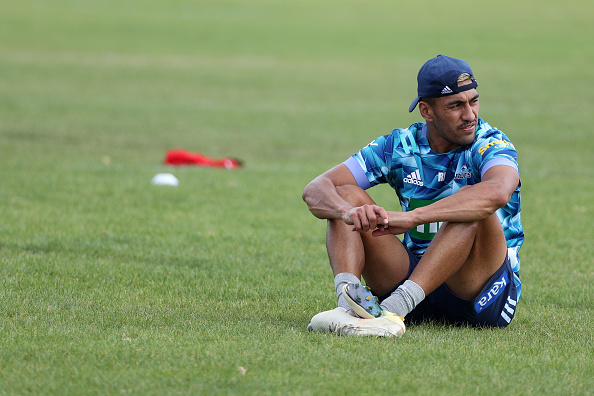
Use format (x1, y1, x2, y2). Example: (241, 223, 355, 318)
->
(457, 133, 476, 146)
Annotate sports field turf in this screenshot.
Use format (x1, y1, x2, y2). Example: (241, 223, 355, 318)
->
(1, 0, 592, 394)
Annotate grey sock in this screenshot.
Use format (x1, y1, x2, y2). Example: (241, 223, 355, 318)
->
(380, 280, 426, 317)
(334, 273, 360, 311)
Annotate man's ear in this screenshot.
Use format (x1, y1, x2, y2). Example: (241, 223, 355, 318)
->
(418, 101, 434, 122)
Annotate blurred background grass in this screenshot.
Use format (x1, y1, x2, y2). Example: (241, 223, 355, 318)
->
(2, 0, 592, 166)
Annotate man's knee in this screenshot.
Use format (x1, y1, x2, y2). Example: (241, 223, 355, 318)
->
(439, 220, 479, 239)
(335, 185, 375, 206)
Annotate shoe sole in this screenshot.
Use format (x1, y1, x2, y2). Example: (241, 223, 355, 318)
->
(309, 308, 405, 337)
(343, 283, 381, 319)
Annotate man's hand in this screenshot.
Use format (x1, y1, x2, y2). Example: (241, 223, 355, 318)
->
(371, 211, 416, 237)
(343, 204, 389, 232)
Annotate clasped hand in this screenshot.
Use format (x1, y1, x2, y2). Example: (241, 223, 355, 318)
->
(343, 205, 415, 236)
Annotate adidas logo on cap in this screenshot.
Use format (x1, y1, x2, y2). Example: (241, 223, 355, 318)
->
(441, 86, 453, 94)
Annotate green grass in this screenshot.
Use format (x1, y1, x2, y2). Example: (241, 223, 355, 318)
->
(1, 0, 593, 394)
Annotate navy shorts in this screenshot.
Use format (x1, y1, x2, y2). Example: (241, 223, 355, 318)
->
(377, 244, 519, 328)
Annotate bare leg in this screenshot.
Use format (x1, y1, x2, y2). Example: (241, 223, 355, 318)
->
(326, 185, 410, 295)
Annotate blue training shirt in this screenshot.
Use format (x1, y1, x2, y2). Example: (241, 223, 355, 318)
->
(344, 118, 523, 299)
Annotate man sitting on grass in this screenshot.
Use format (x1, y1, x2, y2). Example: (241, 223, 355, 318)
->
(303, 55, 523, 337)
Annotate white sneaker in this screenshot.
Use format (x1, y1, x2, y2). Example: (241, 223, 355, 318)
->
(308, 308, 405, 337)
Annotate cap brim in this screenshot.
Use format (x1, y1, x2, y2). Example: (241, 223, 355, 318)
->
(408, 96, 420, 112)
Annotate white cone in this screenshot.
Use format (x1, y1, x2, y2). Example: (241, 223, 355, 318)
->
(151, 173, 179, 186)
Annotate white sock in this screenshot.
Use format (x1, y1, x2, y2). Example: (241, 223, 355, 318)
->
(334, 273, 360, 311)
(380, 280, 425, 317)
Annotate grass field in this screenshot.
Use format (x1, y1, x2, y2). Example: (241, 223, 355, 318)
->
(1, 0, 593, 394)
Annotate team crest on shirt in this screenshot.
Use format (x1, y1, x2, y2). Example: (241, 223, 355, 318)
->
(454, 165, 471, 180)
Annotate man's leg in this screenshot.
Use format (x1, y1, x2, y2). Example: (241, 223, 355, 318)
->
(326, 185, 410, 310)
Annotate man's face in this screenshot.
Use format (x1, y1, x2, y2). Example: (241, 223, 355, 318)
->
(421, 80, 480, 153)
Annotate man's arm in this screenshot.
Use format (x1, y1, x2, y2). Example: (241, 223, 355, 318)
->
(374, 165, 520, 236)
(302, 164, 389, 231)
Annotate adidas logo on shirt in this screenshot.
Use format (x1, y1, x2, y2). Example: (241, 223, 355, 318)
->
(403, 169, 423, 186)
(441, 86, 453, 94)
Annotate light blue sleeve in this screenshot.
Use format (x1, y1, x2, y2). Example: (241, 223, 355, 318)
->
(342, 134, 393, 189)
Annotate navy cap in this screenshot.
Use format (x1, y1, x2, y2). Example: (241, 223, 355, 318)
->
(409, 55, 478, 112)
